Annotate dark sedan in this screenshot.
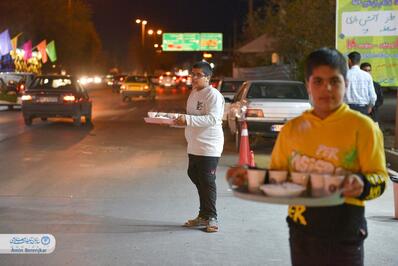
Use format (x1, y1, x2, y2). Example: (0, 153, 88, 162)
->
(21, 75, 92, 126)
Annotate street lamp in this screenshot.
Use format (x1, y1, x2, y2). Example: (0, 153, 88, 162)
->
(157, 30, 162, 35)
(148, 29, 154, 35)
(154, 44, 159, 48)
(135, 18, 148, 47)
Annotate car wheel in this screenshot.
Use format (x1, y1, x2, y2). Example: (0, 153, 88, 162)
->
(24, 116, 33, 126)
(85, 114, 92, 124)
(41, 117, 48, 122)
(249, 134, 258, 149)
(73, 113, 82, 126)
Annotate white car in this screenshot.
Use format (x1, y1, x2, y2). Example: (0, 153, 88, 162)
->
(216, 78, 245, 121)
(227, 80, 311, 149)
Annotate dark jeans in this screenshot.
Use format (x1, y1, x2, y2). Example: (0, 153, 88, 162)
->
(370, 107, 380, 122)
(187, 154, 220, 219)
(348, 104, 369, 116)
(289, 228, 364, 266)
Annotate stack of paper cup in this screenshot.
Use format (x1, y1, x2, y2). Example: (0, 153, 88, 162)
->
(247, 168, 267, 193)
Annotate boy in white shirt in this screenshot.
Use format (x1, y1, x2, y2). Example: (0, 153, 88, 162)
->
(175, 61, 224, 233)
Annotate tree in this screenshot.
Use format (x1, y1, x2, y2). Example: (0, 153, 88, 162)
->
(240, 0, 336, 77)
(0, 0, 104, 74)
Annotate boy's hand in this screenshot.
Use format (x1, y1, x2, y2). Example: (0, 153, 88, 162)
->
(226, 166, 248, 187)
(174, 115, 186, 126)
(342, 174, 364, 198)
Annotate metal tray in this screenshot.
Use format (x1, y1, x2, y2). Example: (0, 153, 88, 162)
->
(232, 187, 345, 207)
(144, 117, 174, 125)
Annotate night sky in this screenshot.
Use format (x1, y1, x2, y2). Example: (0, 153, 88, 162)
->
(86, 0, 257, 69)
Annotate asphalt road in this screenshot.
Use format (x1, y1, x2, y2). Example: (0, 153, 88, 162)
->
(0, 86, 396, 265)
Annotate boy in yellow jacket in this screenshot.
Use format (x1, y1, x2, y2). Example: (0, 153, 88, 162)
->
(227, 48, 387, 266)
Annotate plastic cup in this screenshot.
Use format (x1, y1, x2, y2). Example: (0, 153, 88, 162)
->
(148, 111, 157, 118)
(290, 172, 309, 187)
(310, 174, 327, 197)
(247, 168, 267, 193)
(324, 175, 345, 195)
(268, 170, 288, 184)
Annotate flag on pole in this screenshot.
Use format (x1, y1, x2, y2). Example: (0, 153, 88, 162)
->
(0, 29, 12, 56)
(23, 40, 32, 61)
(11, 32, 22, 52)
(46, 40, 57, 62)
(37, 40, 47, 63)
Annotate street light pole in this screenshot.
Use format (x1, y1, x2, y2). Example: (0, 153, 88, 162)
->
(141, 20, 147, 47)
(136, 19, 148, 48)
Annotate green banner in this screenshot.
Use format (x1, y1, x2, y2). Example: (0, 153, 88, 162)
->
(162, 33, 223, 51)
(336, 0, 398, 86)
(46, 40, 57, 62)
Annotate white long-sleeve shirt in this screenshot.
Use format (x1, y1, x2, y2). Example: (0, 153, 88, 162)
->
(345, 65, 377, 106)
(184, 86, 224, 157)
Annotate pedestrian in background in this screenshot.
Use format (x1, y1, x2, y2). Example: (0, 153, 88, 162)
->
(227, 48, 387, 265)
(360, 62, 383, 123)
(345, 51, 377, 115)
(174, 61, 224, 233)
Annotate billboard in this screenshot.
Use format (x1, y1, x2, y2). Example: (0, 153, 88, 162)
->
(162, 33, 223, 51)
(336, 1, 398, 86)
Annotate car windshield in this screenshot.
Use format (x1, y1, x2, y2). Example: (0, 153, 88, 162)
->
(247, 83, 308, 99)
(220, 81, 244, 93)
(126, 76, 147, 83)
(29, 77, 75, 90)
(0, 74, 24, 83)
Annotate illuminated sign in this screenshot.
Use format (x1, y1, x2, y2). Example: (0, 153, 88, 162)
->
(162, 33, 222, 51)
(336, 1, 398, 86)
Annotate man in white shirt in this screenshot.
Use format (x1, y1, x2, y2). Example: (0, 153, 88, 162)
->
(345, 51, 377, 115)
(174, 61, 224, 233)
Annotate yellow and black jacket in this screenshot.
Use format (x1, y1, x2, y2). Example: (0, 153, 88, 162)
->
(270, 103, 388, 240)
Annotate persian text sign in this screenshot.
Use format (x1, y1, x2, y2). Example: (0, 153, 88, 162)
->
(336, 1, 398, 86)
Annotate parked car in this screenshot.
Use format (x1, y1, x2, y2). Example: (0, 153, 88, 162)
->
(227, 80, 311, 149)
(120, 75, 154, 101)
(0, 72, 35, 110)
(210, 77, 220, 88)
(21, 75, 92, 126)
(217, 78, 245, 121)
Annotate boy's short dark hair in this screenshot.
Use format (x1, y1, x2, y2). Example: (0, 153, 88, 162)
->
(192, 61, 213, 77)
(348, 51, 361, 65)
(305, 48, 348, 81)
(360, 62, 371, 69)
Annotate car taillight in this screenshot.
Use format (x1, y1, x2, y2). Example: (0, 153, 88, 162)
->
(21, 95, 32, 101)
(246, 109, 264, 117)
(63, 95, 76, 102)
(18, 84, 25, 92)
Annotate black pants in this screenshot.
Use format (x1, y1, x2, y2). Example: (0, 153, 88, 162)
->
(348, 104, 368, 116)
(289, 229, 364, 266)
(187, 154, 219, 219)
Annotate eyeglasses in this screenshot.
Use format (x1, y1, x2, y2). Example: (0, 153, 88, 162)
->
(190, 73, 207, 79)
(363, 68, 371, 72)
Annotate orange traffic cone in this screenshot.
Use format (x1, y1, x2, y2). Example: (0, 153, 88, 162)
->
(238, 121, 251, 166)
